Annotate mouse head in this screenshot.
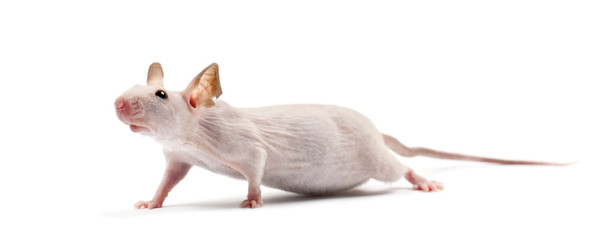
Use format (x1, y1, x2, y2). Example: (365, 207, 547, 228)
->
(115, 62, 222, 136)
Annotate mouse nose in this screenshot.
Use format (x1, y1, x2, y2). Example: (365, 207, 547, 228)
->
(115, 98, 126, 111)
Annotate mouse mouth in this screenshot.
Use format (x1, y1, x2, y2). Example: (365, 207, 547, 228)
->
(116, 115, 150, 133)
(129, 124, 149, 133)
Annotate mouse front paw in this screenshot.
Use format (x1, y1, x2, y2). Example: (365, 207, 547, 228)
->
(134, 200, 163, 209)
(240, 198, 263, 208)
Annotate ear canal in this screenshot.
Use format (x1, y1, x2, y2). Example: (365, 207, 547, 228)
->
(147, 62, 164, 87)
(185, 63, 222, 108)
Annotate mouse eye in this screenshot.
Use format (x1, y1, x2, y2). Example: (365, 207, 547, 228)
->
(155, 90, 168, 100)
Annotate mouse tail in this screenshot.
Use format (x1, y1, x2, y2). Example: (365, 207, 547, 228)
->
(381, 133, 573, 166)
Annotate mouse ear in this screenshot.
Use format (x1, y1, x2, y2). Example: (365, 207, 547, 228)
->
(184, 63, 222, 108)
(147, 62, 164, 87)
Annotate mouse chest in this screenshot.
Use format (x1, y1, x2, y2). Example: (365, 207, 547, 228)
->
(168, 147, 245, 180)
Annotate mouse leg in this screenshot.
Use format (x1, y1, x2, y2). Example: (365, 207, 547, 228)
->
(374, 151, 443, 192)
(240, 180, 263, 208)
(134, 161, 192, 209)
(216, 150, 266, 208)
(234, 161, 264, 208)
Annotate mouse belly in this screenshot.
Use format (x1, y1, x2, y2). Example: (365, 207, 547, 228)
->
(261, 158, 373, 195)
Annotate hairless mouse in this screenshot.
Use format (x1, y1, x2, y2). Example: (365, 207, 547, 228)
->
(115, 62, 569, 209)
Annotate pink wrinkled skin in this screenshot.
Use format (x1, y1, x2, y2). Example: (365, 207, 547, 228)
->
(115, 62, 569, 209)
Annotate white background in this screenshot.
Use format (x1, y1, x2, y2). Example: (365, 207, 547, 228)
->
(1, 0, 599, 239)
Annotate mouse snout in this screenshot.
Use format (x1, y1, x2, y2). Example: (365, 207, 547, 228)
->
(114, 97, 129, 112)
(115, 96, 144, 120)
(115, 98, 125, 111)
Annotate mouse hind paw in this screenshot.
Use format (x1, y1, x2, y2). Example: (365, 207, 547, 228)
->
(412, 181, 444, 192)
(405, 170, 444, 192)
